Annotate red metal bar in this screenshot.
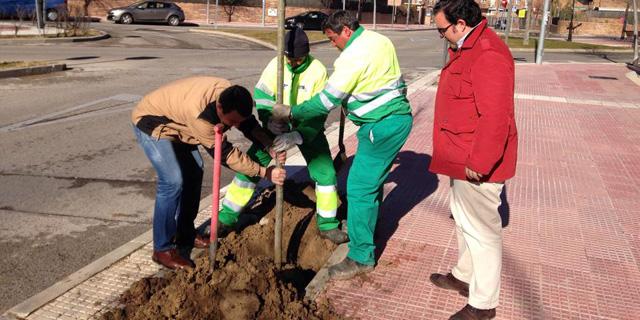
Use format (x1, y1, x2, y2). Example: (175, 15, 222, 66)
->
(209, 125, 223, 268)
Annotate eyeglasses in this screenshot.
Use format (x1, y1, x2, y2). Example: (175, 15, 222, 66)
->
(437, 24, 453, 38)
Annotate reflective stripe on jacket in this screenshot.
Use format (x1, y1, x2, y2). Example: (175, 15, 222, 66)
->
(254, 55, 328, 141)
(291, 27, 411, 126)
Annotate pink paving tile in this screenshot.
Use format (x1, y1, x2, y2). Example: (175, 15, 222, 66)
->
(498, 262, 544, 320)
(321, 64, 640, 320)
(582, 229, 636, 264)
(587, 257, 640, 319)
(539, 265, 599, 317)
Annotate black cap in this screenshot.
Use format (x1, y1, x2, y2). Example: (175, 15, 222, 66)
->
(284, 28, 310, 58)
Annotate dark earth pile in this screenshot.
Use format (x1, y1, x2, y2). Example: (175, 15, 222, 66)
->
(102, 183, 345, 320)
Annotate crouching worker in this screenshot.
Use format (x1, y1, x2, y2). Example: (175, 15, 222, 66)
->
(132, 77, 286, 270)
(218, 28, 349, 244)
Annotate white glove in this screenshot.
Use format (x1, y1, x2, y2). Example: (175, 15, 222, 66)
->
(272, 131, 303, 152)
(267, 119, 289, 135)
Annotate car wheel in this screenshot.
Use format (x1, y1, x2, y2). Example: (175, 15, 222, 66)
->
(46, 9, 58, 21)
(167, 15, 180, 26)
(120, 13, 133, 25)
(295, 22, 304, 29)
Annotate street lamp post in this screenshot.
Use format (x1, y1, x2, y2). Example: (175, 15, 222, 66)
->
(633, 0, 639, 63)
(535, 0, 551, 64)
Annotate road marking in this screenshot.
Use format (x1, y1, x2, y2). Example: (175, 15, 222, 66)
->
(0, 94, 141, 133)
(515, 93, 639, 109)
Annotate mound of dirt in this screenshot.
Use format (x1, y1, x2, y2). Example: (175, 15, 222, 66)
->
(102, 185, 344, 320)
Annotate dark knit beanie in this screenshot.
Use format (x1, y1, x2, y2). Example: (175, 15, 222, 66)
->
(284, 27, 310, 58)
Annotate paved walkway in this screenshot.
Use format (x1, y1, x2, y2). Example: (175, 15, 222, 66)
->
(4, 64, 640, 319)
(322, 63, 640, 319)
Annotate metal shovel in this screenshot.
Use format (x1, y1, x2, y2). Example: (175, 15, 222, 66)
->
(332, 108, 347, 172)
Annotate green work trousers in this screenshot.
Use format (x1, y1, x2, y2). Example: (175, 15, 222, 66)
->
(346, 114, 412, 266)
(219, 132, 339, 231)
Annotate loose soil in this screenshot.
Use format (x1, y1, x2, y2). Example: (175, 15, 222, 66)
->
(102, 182, 345, 320)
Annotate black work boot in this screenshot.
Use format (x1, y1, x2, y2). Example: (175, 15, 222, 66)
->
(328, 257, 374, 280)
(320, 228, 349, 244)
(430, 272, 469, 297)
(449, 304, 496, 320)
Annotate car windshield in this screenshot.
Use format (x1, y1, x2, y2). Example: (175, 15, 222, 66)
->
(129, 1, 147, 8)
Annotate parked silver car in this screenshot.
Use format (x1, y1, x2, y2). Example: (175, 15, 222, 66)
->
(107, 1, 185, 26)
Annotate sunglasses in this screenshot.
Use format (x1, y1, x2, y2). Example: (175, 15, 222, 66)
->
(437, 23, 453, 38)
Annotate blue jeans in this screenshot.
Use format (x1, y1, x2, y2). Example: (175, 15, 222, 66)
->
(133, 125, 204, 252)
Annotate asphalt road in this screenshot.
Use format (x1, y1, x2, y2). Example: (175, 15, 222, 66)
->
(0, 21, 634, 313)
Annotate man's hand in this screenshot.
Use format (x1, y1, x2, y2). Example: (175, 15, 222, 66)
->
(271, 103, 291, 122)
(268, 148, 287, 164)
(267, 119, 289, 135)
(272, 131, 303, 152)
(465, 167, 484, 181)
(264, 166, 286, 185)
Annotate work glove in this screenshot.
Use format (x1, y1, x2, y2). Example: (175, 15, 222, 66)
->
(271, 103, 291, 123)
(267, 118, 289, 135)
(272, 131, 303, 152)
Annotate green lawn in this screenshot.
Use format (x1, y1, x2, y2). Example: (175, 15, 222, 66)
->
(0, 61, 48, 69)
(505, 36, 624, 50)
(212, 28, 327, 45)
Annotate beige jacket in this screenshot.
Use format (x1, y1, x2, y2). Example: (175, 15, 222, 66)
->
(132, 76, 267, 177)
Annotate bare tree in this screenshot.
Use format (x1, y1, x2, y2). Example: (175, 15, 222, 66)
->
(320, 0, 334, 9)
(64, 6, 90, 37)
(622, 0, 630, 39)
(223, 0, 245, 22)
(12, 6, 29, 37)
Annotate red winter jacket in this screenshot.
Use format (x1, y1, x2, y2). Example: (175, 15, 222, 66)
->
(429, 19, 518, 182)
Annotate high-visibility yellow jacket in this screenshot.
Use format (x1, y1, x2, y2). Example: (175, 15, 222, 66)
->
(291, 27, 411, 126)
(254, 55, 328, 142)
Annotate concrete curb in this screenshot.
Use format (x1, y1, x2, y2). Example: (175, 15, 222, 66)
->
(626, 71, 640, 87)
(190, 28, 330, 49)
(4, 231, 152, 319)
(0, 30, 110, 45)
(509, 47, 633, 53)
(0, 63, 67, 79)
(189, 28, 276, 50)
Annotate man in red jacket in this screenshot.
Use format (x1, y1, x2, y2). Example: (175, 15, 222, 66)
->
(428, 0, 518, 319)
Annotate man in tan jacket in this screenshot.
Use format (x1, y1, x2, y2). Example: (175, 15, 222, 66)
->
(132, 76, 286, 270)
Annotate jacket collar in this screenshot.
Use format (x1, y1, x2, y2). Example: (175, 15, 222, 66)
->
(444, 18, 488, 69)
(286, 55, 313, 74)
(344, 26, 364, 50)
(459, 18, 487, 50)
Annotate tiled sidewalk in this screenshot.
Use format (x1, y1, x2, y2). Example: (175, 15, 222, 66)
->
(321, 64, 640, 320)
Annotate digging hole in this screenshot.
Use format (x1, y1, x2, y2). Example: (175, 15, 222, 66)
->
(102, 181, 345, 320)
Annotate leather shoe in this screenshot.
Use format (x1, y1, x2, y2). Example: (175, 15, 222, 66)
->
(193, 234, 211, 248)
(320, 228, 349, 244)
(430, 272, 469, 297)
(151, 249, 194, 270)
(328, 257, 374, 280)
(449, 304, 496, 320)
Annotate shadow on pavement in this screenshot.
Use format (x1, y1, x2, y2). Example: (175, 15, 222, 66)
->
(375, 151, 439, 259)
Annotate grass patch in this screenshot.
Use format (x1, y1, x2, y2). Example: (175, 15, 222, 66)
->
(505, 36, 624, 50)
(0, 61, 49, 69)
(213, 28, 327, 45)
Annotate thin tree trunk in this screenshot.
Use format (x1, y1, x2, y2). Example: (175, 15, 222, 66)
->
(622, 0, 630, 39)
